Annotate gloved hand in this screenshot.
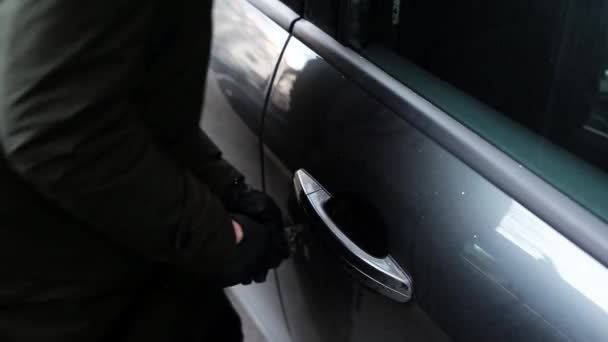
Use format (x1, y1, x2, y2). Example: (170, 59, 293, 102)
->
(223, 181, 289, 259)
(215, 214, 287, 287)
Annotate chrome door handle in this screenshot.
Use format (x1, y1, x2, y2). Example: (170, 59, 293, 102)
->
(293, 169, 413, 303)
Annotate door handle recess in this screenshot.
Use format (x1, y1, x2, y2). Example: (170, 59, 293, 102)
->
(294, 169, 413, 303)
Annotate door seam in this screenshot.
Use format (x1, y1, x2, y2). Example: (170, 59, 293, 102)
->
(259, 17, 302, 190)
(257, 15, 302, 340)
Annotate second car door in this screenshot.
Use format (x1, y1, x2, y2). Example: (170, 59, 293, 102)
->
(262, 1, 608, 341)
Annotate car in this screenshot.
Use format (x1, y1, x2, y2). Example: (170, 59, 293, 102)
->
(201, 0, 608, 341)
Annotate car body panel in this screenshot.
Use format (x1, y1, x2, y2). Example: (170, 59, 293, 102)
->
(204, 0, 291, 175)
(204, 1, 608, 341)
(288, 21, 608, 268)
(201, 1, 294, 341)
(263, 22, 608, 342)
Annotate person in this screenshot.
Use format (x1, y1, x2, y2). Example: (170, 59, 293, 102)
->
(0, 0, 289, 341)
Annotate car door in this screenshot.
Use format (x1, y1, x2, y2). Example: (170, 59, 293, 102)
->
(261, 1, 608, 341)
(200, 0, 297, 340)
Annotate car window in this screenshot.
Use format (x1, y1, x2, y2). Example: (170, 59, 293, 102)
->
(301, 0, 371, 48)
(279, 0, 304, 14)
(322, 0, 608, 222)
(301, 0, 341, 37)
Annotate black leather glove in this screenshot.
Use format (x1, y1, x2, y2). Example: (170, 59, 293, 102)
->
(223, 181, 290, 259)
(215, 214, 286, 287)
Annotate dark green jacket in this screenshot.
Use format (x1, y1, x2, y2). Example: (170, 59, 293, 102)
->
(0, 0, 242, 340)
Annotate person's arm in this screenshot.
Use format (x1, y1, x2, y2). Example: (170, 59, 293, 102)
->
(0, 0, 236, 277)
(170, 128, 244, 197)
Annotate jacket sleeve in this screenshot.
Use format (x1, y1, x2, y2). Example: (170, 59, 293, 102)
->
(0, 0, 237, 277)
(170, 129, 244, 197)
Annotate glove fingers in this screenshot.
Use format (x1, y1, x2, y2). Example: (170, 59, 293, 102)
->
(271, 230, 291, 259)
(231, 189, 284, 230)
(253, 270, 269, 283)
(264, 246, 286, 270)
(224, 213, 288, 288)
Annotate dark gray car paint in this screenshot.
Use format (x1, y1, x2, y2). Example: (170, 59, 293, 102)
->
(289, 21, 608, 269)
(262, 19, 608, 342)
(203, 0, 291, 186)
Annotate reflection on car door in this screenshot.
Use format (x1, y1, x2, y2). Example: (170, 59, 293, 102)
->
(262, 13, 608, 342)
(201, 0, 294, 340)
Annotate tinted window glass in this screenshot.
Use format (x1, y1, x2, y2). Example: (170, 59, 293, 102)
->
(280, 0, 304, 14)
(370, 0, 608, 168)
(356, 0, 608, 220)
(303, 0, 341, 37)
